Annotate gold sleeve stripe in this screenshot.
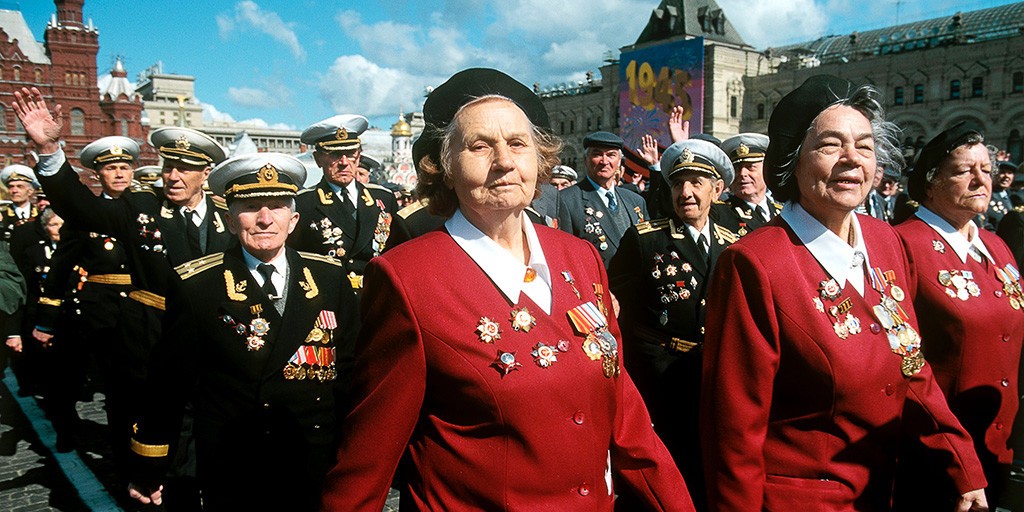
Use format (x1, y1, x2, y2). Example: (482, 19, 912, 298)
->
(297, 251, 344, 267)
(130, 438, 169, 458)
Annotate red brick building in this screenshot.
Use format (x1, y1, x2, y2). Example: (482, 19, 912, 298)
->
(0, 0, 153, 168)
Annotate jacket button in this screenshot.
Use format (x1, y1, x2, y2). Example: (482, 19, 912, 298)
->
(885, 384, 894, 396)
(313, 424, 321, 429)
(1002, 378, 1010, 387)
(573, 411, 585, 425)
(263, 403, 270, 409)
(870, 323, 882, 334)
(315, 396, 321, 402)
(700, 299, 706, 306)
(1003, 334, 1011, 342)
(578, 483, 590, 496)
(997, 422, 1005, 431)
(996, 290, 1005, 298)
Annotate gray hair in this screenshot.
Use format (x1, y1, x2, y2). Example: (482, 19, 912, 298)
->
(775, 84, 905, 201)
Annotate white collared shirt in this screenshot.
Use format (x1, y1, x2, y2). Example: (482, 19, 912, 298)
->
(745, 197, 773, 219)
(243, 248, 288, 299)
(685, 221, 712, 252)
(328, 181, 359, 207)
(586, 176, 617, 210)
(780, 202, 871, 296)
(181, 193, 207, 225)
(446, 209, 553, 314)
(13, 204, 31, 220)
(915, 206, 994, 265)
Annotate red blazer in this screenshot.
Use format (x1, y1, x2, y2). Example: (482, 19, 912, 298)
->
(700, 215, 986, 511)
(321, 225, 693, 511)
(896, 218, 1024, 470)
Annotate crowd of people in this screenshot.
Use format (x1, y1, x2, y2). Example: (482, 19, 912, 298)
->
(0, 68, 1019, 512)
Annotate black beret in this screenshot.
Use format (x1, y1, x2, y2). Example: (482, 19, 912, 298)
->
(413, 68, 548, 168)
(765, 75, 855, 202)
(582, 131, 624, 150)
(906, 121, 985, 202)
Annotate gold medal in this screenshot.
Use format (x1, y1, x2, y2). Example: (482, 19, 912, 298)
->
(901, 351, 925, 377)
(509, 307, 536, 332)
(938, 271, 952, 287)
(305, 327, 325, 344)
(890, 285, 905, 302)
(602, 355, 618, 378)
(103, 240, 114, 250)
(295, 366, 307, 380)
(1012, 297, 1021, 310)
(283, 364, 298, 380)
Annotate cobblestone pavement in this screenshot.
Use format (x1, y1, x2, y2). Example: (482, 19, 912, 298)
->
(0, 369, 399, 511)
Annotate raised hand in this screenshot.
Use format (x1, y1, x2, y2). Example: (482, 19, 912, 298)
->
(668, 105, 690, 143)
(12, 87, 63, 154)
(639, 134, 659, 166)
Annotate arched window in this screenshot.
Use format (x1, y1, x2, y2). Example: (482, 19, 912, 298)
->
(1014, 72, 1024, 94)
(64, 71, 70, 85)
(120, 118, 129, 137)
(950, 80, 961, 99)
(0, 104, 7, 131)
(34, 68, 41, 83)
(972, 77, 983, 98)
(757, 103, 765, 119)
(70, 108, 85, 136)
(894, 86, 904, 105)
(914, 83, 925, 103)
(1009, 129, 1023, 163)
(12, 67, 20, 81)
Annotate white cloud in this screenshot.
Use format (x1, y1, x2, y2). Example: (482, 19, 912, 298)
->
(226, 80, 293, 109)
(218, 1, 306, 61)
(201, 102, 237, 125)
(317, 55, 433, 117)
(335, 10, 471, 76)
(200, 101, 293, 130)
(541, 32, 610, 71)
(716, 0, 830, 48)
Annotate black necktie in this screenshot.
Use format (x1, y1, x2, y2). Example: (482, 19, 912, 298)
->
(756, 205, 769, 222)
(697, 233, 710, 263)
(338, 189, 357, 234)
(185, 209, 201, 258)
(257, 263, 277, 299)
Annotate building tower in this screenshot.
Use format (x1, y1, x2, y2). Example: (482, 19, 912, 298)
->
(98, 56, 146, 140)
(45, 0, 101, 153)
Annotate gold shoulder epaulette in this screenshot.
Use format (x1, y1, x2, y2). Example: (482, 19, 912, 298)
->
(129, 183, 156, 195)
(174, 252, 225, 279)
(363, 182, 390, 192)
(297, 250, 344, 267)
(907, 199, 920, 208)
(637, 218, 670, 235)
(772, 201, 783, 209)
(714, 224, 740, 244)
(211, 196, 227, 210)
(397, 199, 428, 219)
(1015, 205, 1024, 213)
(713, 199, 726, 204)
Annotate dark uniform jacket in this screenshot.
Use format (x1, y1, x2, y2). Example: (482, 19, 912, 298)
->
(387, 200, 551, 251)
(131, 246, 358, 511)
(714, 195, 782, 236)
(558, 178, 648, 266)
(7, 220, 51, 338)
(290, 180, 399, 282)
(608, 217, 737, 509)
(38, 159, 234, 377)
(0, 202, 39, 243)
(986, 189, 1021, 231)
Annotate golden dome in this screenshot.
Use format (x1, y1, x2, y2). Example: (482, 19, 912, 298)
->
(391, 111, 412, 137)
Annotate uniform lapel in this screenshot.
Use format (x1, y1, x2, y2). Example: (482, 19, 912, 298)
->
(351, 183, 379, 256)
(204, 196, 231, 253)
(581, 183, 621, 253)
(219, 250, 280, 378)
(668, 219, 708, 276)
(157, 199, 191, 265)
(315, 181, 357, 246)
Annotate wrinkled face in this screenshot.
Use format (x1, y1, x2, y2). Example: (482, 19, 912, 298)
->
(7, 181, 33, 204)
(161, 160, 211, 206)
(795, 105, 877, 219)
(226, 197, 299, 259)
(671, 171, 724, 226)
(356, 166, 370, 184)
(879, 178, 899, 197)
(585, 147, 621, 183)
(43, 214, 63, 242)
(550, 177, 573, 190)
(996, 166, 1015, 190)
(95, 162, 133, 196)
(448, 98, 539, 218)
(315, 148, 360, 187)
(730, 161, 766, 201)
(925, 143, 992, 224)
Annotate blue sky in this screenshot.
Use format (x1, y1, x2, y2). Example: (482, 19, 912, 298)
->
(16, 0, 1019, 131)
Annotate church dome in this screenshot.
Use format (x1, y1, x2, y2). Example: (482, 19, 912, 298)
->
(391, 111, 412, 137)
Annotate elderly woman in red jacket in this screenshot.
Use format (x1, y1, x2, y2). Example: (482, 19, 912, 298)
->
(892, 122, 1024, 510)
(700, 75, 988, 511)
(319, 68, 693, 511)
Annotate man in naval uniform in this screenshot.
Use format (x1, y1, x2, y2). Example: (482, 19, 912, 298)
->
(289, 115, 399, 292)
(13, 85, 233, 501)
(609, 139, 739, 510)
(558, 131, 649, 266)
(718, 133, 781, 236)
(0, 164, 41, 243)
(127, 153, 358, 512)
(32, 136, 138, 453)
(986, 160, 1021, 230)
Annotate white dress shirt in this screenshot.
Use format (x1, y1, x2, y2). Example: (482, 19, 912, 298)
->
(915, 206, 994, 265)
(780, 202, 871, 296)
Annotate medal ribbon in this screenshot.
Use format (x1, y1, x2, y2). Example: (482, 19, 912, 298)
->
(868, 267, 885, 293)
(318, 310, 338, 330)
(567, 301, 607, 334)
